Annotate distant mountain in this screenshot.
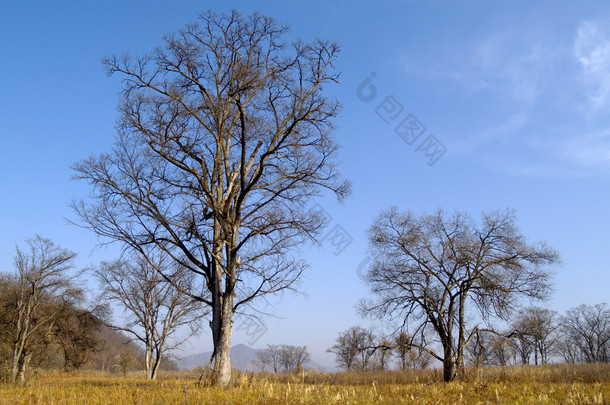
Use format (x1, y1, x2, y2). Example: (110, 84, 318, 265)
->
(178, 344, 324, 371)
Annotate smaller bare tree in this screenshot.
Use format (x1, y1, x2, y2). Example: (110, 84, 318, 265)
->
(376, 339, 393, 370)
(94, 252, 206, 380)
(466, 331, 489, 367)
(255, 348, 271, 372)
(488, 334, 516, 366)
(328, 326, 376, 371)
(394, 331, 412, 370)
(392, 331, 431, 370)
(256, 344, 282, 373)
(278, 345, 311, 372)
(559, 303, 610, 363)
(361, 208, 559, 381)
(2, 236, 80, 383)
(511, 307, 558, 365)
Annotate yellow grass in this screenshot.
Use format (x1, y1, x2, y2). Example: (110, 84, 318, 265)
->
(1, 364, 609, 404)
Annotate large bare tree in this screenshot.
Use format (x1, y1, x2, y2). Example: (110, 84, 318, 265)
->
(72, 10, 348, 385)
(360, 208, 559, 381)
(94, 252, 206, 380)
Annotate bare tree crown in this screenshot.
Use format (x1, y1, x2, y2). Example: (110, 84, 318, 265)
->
(361, 208, 559, 381)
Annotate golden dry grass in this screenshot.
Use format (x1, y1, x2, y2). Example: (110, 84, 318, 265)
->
(0, 364, 608, 404)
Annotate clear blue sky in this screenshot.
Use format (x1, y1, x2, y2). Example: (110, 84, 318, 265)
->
(2, 1, 610, 369)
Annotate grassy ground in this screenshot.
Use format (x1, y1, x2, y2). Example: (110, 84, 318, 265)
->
(1, 364, 608, 404)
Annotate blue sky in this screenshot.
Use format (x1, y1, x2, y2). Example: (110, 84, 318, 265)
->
(2, 1, 610, 369)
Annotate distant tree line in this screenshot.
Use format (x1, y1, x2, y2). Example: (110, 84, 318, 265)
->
(467, 304, 610, 367)
(328, 326, 432, 372)
(256, 344, 311, 373)
(330, 303, 610, 372)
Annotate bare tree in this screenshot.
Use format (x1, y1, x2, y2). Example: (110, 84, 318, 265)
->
(394, 331, 412, 370)
(72, 10, 348, 386)
(256, 344, 282, 373)
(393, 331, 431, 370)
(82, 326, 143, 373)
(376, 339, 392, 370)
(559, 303, 610, 363)
(511, 331, 534, 364)
(1, 236, 80, 383)
(466, 331, 488, 367)
(115, 343, 140, 375)
(0, 276, 103, 377)
(255, 347, 271, 372)
(278, 345, 311, 372)
(328, 326, 376, 371)
(94, 252, 206, 380)
(360, 208, 559, 381)
(466, 330, 518, 368)
(511, 307, 558, 365)
(488, 334, 516, 366)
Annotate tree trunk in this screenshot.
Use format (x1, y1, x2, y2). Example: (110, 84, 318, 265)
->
(207, 216, 238, 387)
(16, 353, 30, 384)
(456, 295, 466, 379)
(211, 292, 235, 386)
(11, 309, 29, 383)
(442, 338, 457, 382)
(443, 356, 457, 382)
(150, 351, 161, 380)
(10, 353, 21, 383)
(145, 346, 152, 380)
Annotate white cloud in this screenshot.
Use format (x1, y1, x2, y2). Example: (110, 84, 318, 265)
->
(574, 20, 610, 109)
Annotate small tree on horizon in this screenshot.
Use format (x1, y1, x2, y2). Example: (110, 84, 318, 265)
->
(328, 326, 376, 371)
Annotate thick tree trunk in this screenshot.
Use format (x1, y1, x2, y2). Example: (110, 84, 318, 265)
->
(211, 293, 235, 386)
(443, 356, 457, 382)
(207, 216, 238, 387)
(442, 341, 457, 382)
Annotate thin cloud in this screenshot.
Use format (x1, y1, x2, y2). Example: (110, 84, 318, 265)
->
(574, 20, 610, 109)
(448, 112, 528, 155)
(460, 33, 557, 104)
(555, 129, 610, 170)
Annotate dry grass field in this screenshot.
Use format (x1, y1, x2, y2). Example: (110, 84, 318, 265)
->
(1, 364, 609, 404)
